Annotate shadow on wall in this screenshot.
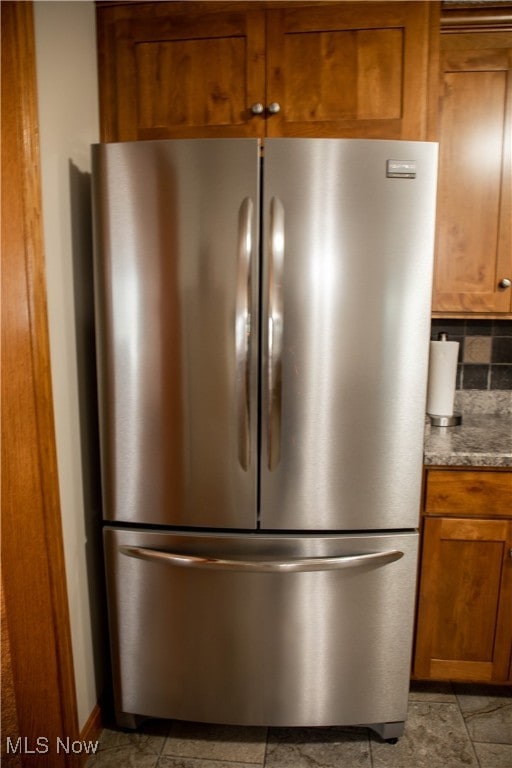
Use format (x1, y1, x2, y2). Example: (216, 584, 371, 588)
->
(69, 161, 111, 712)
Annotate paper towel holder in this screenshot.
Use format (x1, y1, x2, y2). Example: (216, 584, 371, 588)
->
(428, 413, 462, 427)
(427, 332, 462, 427)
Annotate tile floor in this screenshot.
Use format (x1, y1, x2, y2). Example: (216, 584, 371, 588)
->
(85, 682, 511, 768)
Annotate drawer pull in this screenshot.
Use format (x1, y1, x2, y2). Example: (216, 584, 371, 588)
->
(120, 546, 404, 573)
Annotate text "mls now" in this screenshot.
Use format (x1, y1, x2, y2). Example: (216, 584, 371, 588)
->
(6, 736, 100, 755)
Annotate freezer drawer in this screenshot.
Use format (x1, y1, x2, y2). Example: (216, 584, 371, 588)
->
(104, 528, 419, 730)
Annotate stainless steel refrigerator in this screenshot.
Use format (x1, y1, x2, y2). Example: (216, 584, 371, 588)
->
(92, 138, 438, 740)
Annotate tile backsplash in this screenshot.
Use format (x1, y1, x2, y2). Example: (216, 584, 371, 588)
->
(431, 320, 512, 390)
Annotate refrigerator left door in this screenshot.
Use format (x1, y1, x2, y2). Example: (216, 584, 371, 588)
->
(92, 140, 260, 527)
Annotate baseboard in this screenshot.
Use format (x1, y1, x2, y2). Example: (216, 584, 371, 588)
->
(79, 703, 102, 743)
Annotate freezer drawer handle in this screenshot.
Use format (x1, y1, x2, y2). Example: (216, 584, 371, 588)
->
(236, 197, 254, 471)
(268, 196, 284, 471)
(119, 546, 404, 572)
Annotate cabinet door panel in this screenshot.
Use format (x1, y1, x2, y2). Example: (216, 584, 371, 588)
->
(277, 27, 403, 123)
(136, 37, 248, 133)
(98, 4, 266, 140)
(432, 36, 512, 313)
(266, 2, 433, 139)
(434, 538, 502, 661)
(414, 517, 512, 682)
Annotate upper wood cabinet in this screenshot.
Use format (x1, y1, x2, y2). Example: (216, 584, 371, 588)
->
(97, 2, 267, 140)
(431, 15, 512, 316)
(96, 1, 439, 142)
(263, 2, 437, 139)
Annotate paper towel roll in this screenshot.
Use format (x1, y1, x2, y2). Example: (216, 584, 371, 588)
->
(426, 339, 459, 416)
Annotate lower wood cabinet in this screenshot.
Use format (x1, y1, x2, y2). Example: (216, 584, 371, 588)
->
(413, 469, 512, 683)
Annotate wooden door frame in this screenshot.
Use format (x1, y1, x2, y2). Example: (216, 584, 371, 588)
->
(1, 2, 81, 765)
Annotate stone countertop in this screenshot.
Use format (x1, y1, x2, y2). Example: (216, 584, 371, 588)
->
(424, 414, 512, 467)
(424, 390, 512, 468)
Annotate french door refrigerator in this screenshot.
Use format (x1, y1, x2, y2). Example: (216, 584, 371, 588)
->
(92, 138, 438, 739)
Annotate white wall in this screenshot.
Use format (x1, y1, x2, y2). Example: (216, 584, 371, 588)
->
(33, 0, 100, 731)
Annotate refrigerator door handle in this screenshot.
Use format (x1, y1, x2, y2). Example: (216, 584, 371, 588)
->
(236, 197, 254, 471)
(120, 545, 404, 572)
(268, 196, 284, 471)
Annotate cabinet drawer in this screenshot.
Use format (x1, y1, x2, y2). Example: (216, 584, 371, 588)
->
(425, 470, 512, 517)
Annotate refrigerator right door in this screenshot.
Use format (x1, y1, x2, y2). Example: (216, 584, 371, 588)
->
(260, 139, 438, 531)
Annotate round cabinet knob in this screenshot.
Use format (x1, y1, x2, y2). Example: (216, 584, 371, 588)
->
(267, 102, 281, 114)
(499, 277, 512, 289)
(250, 103, 264, 115)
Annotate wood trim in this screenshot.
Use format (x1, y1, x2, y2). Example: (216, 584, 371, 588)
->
(441, 6, 512, 32)
(429, 659, 494, 680)
(426, 0, 442, 141)
(79, 705, 103, 745)
(1, 578, 22, 767)
(1, 3, 81, 765)
(95, 0, 417, 8)
(432, 312, 512, 319)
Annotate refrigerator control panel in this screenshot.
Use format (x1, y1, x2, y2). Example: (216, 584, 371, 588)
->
(386, 159, 417, 179)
